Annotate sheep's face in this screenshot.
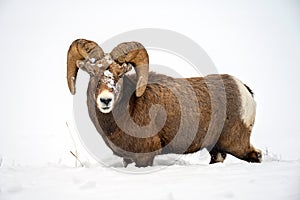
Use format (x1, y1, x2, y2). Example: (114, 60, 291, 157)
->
(95, 61, 132, 113)
(76, 55, 132, 113)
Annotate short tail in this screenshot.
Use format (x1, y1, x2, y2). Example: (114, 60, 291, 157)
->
(244, 84, 254, 97)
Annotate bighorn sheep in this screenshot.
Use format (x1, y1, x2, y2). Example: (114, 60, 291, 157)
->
(67, 39, 262, 167)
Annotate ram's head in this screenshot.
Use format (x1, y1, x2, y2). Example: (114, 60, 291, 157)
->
(67, 39, 149, 113)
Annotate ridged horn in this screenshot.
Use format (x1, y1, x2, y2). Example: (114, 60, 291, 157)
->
(67, 39, 104, 95)
(110, 42, 149, 97)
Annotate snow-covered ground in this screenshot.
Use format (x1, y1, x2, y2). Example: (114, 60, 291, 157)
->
(1, 154, 300, 200)
(1, 0, 300, 199)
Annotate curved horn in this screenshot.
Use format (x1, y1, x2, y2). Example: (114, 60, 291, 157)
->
(110, 42, 149, 97)
(67, 39, 104, 95)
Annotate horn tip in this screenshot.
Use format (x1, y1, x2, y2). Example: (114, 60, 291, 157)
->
(68, 77, 76, 95)
(136, 86, 147, 97)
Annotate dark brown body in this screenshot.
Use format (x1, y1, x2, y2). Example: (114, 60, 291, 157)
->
(86, 72, 262, 167)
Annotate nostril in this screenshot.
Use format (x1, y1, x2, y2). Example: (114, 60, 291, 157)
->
(100, 98, 112, 106)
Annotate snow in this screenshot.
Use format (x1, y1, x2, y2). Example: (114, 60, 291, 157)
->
(104, 70, 114, 78)
(1, 156, 300, 200)
(1, 0, 300, 200)
(102, 69, 116, 89)
(89, 58, 96, 63)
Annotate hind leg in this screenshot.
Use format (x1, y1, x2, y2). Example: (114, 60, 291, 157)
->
(134, 154, 156, 167)
(209, 148, 227, 164)
(242, 145, 262, 163)
(229, 145, 262, 163)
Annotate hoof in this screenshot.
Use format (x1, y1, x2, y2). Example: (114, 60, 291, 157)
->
(210, 152, 227, 164)
(246, 149, 262, 163)
(123, 158, 133, 168)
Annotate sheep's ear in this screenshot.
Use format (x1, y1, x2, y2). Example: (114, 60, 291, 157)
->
(76, 60, 85, 69)
(76, 60, 98, 76)
(118, 63, 133, 78)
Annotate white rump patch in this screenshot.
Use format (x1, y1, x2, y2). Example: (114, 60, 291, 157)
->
(234, 78, 256, 127)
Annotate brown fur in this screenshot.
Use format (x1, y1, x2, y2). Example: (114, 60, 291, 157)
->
(86, 71, 262, 167)
(67, 39, 261, 167)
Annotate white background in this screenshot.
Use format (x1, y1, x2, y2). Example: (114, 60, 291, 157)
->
(1, 0, 299, 163)
(0, 1, 300, 199)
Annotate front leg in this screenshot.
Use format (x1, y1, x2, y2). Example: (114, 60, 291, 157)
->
(209, 148, 227, 164)
(134, 154, 156, 167)
(123, 158, 133, 168)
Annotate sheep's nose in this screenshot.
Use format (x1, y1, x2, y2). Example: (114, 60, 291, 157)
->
(100, 98, 112, 106)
